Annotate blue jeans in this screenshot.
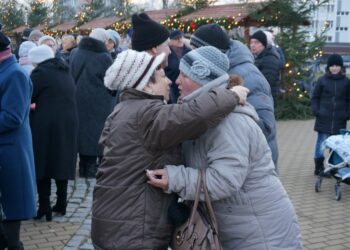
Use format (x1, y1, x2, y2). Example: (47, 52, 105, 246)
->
(314, 132, 330, 158)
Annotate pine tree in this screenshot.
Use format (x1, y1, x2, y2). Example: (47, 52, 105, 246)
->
(0, 0, 26, 31)
(28, 0, 50, 27)
(75, 0, 105, 26)
(178, 0, 217, 9)
(51, 0, 75, 25)
(249, 0, 330, 119)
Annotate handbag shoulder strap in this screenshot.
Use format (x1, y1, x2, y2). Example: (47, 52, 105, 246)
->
(201, 169, 219, 233)
(188, 171, 202, 225)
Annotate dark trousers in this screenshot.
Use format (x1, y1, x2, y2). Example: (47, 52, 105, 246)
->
(36, 179, 68, 211)
(0, 220, 21, 249)
(79, 154, 102, 178)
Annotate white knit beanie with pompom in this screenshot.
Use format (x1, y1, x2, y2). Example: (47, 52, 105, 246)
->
(104, 49, 165, 92)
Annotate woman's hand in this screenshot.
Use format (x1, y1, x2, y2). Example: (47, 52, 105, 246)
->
(230, 86, 249, 105)
(146, 169, 169, 190)
(30, 103, 36, 110)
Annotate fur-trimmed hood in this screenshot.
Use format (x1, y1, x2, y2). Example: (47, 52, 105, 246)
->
(78, 37, 108, 53)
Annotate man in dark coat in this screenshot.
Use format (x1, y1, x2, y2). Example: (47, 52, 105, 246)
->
(165, 30, 191, 103)
(29, 45, 78, 220)
(70, 28, 113, 178)
(0, 31, 36, 250)
(250, 30, 281, 104)
(131, 12, 171, 68)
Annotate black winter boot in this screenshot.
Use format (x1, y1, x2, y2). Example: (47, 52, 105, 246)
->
(0, 233, 7, 250)
(86, 161, 98, 178)
(53, 180, 68, 216)
(34, 179, 52, 221)
(314, 158, 324, 175)
(79, 158, 87, 178)
(7, 241, 24, 250)
(314, 157, 331, 178)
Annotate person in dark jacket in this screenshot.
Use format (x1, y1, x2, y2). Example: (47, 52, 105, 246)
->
(59, 34, 76, 64)
(14, 28, 33, 60)
(91, 48, 248, 250)
(0, 31, 36, 250)
(311, 54, 350, 176)
(190, 24, 279, 169)
(69, 28, 113, 178)
(106, 29, 121, 60)
(250, 30, 281, 104)
(131, 13, 171, 68)
(165, 29, 191, 103)
(28, 45, 78, 221)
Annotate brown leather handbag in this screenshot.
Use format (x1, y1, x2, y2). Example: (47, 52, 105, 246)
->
(171, 169, 222, 250)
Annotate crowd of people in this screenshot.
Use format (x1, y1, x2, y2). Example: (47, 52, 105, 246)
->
(1, 10, 349, 250)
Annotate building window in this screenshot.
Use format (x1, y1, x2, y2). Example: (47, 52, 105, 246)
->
(327, 36, 332, 41)
(336, 27, 339, 30)
(337, 11, 340, 15)
(346, 12, 349, 15)
(345, 27, 348, 31)
(340, 27, 343, 31)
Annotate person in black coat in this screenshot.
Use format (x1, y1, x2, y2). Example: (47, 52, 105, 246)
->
(250, 30, 281, 104)
(165, 30, 191, 103)
(69, 29, 113, 178)
(311, 54, 350, 175)
(28, 45, 78, 221)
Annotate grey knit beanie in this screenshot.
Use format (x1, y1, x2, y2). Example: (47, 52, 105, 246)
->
(179, 46, 229, 85)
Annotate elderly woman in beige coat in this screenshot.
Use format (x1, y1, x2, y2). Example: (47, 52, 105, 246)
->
(91, 49, 248, 250)
(148, 46, 302, 250)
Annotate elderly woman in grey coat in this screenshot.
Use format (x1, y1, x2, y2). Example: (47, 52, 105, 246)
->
(91, 49, 249, 250)
(148, 46, 302, 250)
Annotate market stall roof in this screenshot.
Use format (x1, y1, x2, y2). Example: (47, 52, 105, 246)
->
(181, 3, 261, 23)
(182, 4, 245, 21)
(145, 9, 178, 22)
(32, 24, 47, 31)
(78, 16, 118, 30)
(11, 25, 27, 34)
(323, 43, 350, 55)
(51, 21, 76, 32)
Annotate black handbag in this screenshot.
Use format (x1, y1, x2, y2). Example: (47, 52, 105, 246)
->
(171, 169, 222, 250)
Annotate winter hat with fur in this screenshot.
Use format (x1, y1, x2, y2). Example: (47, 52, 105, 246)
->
(179, 46, 229, 86)
(19, 41, 37, 58)
(28, 44, 54, 64)
(106, 29, 121, 48)
(104, 49, 165, 91)
(28, 30, 44, 43)
(131, 13, 170, 51)
(250, 30, 267, 47)
(327, 54, 343, 68)
(190, 24, 230, 52)
(38, 35, 56, 47)
(89, 28, 109, 43)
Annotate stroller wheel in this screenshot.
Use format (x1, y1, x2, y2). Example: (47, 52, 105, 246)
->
(335, 184, 342, 201)
(315, 177, 322, 192)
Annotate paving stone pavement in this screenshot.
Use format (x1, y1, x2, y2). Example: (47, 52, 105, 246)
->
(20, 119, 350, 250)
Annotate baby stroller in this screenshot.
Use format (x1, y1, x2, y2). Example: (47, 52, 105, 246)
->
(315, 129, 350, 201)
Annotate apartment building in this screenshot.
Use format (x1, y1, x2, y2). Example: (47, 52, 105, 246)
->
(310, 0, 350, 43)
